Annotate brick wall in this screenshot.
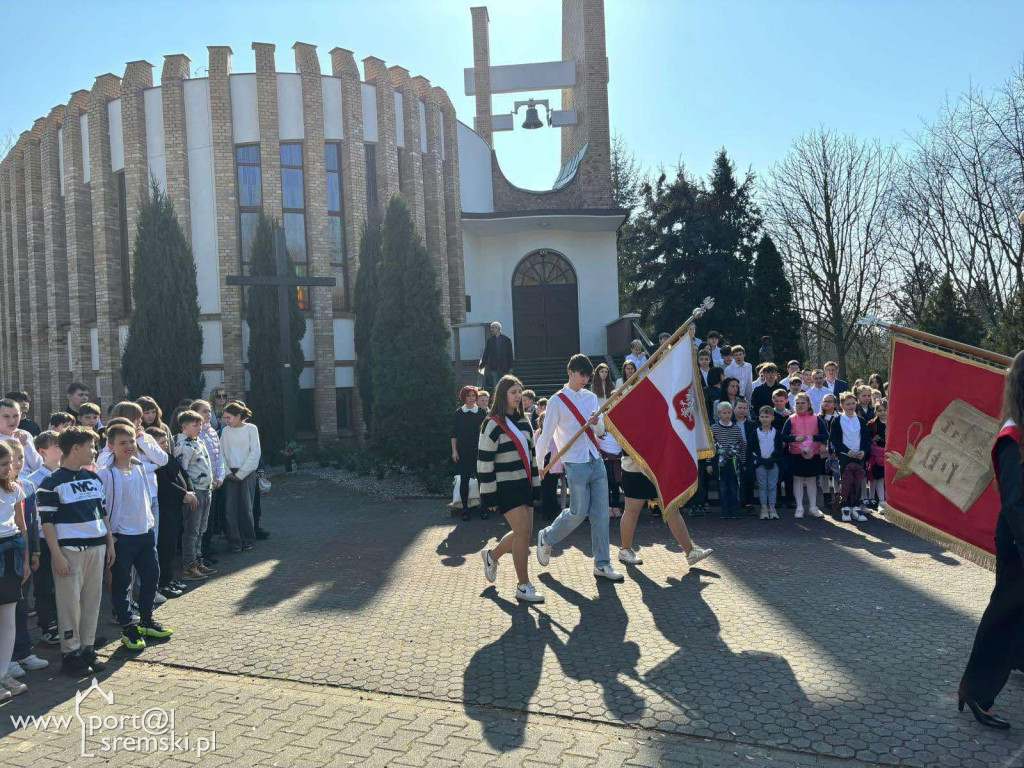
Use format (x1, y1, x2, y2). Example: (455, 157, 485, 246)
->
(39, 108, 70, 412)
(470, 7, 493, 147)
(24, 126, 50, 415)
(362, 57, 399, 207)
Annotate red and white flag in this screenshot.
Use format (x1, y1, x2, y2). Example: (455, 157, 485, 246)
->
(604, 337, 714, 514)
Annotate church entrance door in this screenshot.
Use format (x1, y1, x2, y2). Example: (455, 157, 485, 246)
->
(511, 250, 580, 359)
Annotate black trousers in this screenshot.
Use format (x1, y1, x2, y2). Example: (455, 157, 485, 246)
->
(961, 516, 1024, 709)
(158, 501, 183, 588)
(541, 471, 561, 519)
(202, 486, 226, 555)
(253, 485, 263, 529)
(34, 546, 56, 630)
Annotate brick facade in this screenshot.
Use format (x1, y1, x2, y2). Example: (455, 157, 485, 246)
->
(252, 44, 282, 215)
(10, 145, 33, 397)
(120, 61, 153, 298)
(362, 57, 400, 208)
(435, 88, 466, 325)
(161, 56, 191, 246)
(0, 168, 15, 387)
(469, 7, 493, 146)
(24, 125, 50, 416)
(39, 108, 70, 414)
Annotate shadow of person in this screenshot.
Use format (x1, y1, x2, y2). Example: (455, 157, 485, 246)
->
(435, 517, 503, 567)
(815, 515, 961, 566)
(538, 573, 646, 722)
(630, 567, 817, 740)
(462, 586, 553, 751)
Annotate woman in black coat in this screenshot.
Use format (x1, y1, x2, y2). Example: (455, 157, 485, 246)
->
(451, 386, 488, 521)
(959, 349, 1024, 729)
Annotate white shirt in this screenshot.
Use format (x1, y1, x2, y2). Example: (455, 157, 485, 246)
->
(0, 485, 26, 537)
(807, 386, 827, 414)
(625, 353, 647, 371)
(98, 460, 154, 536)
(698, 367, 710, 386)
(781, 376, 809, 392)
(97, 432, 168, 500)
(724, 361, 754, 400)
(0, 431, 41, 474)
(535, 385, 605, 466)
(708, 346, 723, 366)
(221, 423, 262, 480)
(839, 413, 862, 453)
(757, 427, 777, 460)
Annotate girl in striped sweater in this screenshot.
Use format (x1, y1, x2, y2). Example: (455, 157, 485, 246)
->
(477, 376, 543, 603)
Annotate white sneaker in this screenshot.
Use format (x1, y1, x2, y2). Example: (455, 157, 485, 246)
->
(854, 511, 868, 522)
(594, 564, 625, 582)
(687, 545, 714, 567)
(794, 508, 805, 519)
(515, 582, 545, 603)
(7, 662, 25, 679)
(808, 509, 824, 518)
(841, 507, 851, 522)
(536, 530, 551, 567)
(154, 591, 168, 605)
(769, 507, 779, 520)
(0, 675, 27, 696)
(759, 508, 769, 520)
(17, 655, 47, 671)
(480, 549, 498, 583)
(617, 548, 642, 565)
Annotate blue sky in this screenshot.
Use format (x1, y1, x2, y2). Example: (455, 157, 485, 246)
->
(1, 0, 1022, 191)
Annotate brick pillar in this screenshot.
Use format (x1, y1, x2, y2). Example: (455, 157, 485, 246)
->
(362, 57, 400, 207)
(40, 107, 71, 413)
(436, 87, 466, 325)
(470, 6, 493, 147)
(10, 144, 33, 394)
(0, 168, 14, 387)
(88, 73, 124, 406)
(389, 67, 427, 240)
(121, 60, 153, 301)
(294, 42, 338, 444)
(62, 91, 96, 392)
(252, 43, 282, 218)
(330, 47, 369, 441)
(24, 125, 50, 415)
(411, 76, 450, 327)
(208, 46, 244, 399)
(161, 55, 191, 246)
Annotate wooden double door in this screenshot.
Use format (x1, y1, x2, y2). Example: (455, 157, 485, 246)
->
(511, 250, 580, 359)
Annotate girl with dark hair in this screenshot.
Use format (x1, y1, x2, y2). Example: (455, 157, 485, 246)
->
(220, 402, 261, 553)
(137, 396, 173, 450)
(959, 350, 1024, 729)
(451, 386, 487, 521)
(591, 363, 623, 517)
(615, 360, 637, 390)
(477, 376, 542, 603)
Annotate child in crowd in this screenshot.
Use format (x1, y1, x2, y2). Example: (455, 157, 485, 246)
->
(787, 375, 805, 412)
(625, 339, 648, 371)
(37, 426, 114, 676)
(807, 369, 828, 414)
(0, 441, 29, 698)
(175, 411, 215, 579)
(533, 398, 547, 432)
(697, 348, 713, 387)
(615, 360, 638, 390)
(0, 399, 41, 474)
(732, 399, 756, 511)
(724, 345, 754, 399)
(705, 330, 724, 366)
(189, 400, 227, 563)
(829, 392, 871, 523)
(780, 361, 803, 390)
(27, 432, 60, 646)
(48, 413, 75, 433)
(751, 363, 786, 413)
(856, 386, 875, 422)
(710, 402, 745, 520)
(6, 392, 40, 438)
(818, 394, 840, 508)
(150, 428, 195, 599)
(751, 406, 784, 519)
(77, 403, 103, 443)
(522, 390, 537, 418)
(781, 393, 827, 519)
(97, 424, 172, 651)
(720, 345, 734, 371)
(771, 389, 794, 509)
(477, 391, 490, 412)
(867, 400, 888, 509)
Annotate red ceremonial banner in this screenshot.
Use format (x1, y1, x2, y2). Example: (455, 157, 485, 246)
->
(885, 337, 1006, 563)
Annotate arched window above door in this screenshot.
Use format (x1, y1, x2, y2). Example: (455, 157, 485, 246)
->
(512, 250, 577, 287)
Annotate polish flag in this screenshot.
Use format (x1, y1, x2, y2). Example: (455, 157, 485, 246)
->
(604, 337, 713, 514)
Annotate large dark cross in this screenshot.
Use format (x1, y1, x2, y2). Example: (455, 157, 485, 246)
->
(226, 227, 336, 444)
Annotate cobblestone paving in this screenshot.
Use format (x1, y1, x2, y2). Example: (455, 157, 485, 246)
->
(0, 473, 1022, 767)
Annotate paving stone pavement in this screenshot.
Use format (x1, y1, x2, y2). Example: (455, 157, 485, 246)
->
(0, 472, 1022, 767)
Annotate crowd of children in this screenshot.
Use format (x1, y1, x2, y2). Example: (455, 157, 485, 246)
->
(0, 383, 264, 697)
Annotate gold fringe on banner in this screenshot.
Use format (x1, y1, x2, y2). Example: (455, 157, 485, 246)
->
(883, 504, 995, 572)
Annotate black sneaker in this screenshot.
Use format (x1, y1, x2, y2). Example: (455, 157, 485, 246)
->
(158, 586, 183, 599)
(81, 646, 106, 672)
(41, 627, 60, 645)
(255, 528, 270, 540)
(139, 620, 173, 639)
(170, 580, 187, 590)
(61, 652, 90, 677)
(121, 624, 146, 651)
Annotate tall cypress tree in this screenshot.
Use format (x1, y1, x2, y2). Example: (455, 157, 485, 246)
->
(353, 215, 383, 438)
(121, 183, 204, 411)
(371, 197, 452, 467)
(919, 273, 983, 346)
(747, 234, 803, 364)
(246, 214, 305, 455)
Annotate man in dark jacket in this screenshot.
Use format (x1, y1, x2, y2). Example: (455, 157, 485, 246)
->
(479, 321, 514, 389)
(751, 363, 787, 414)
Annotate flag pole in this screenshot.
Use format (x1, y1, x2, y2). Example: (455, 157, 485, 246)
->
(540, 296, 716, 474)
(855, 316, 1012, 367)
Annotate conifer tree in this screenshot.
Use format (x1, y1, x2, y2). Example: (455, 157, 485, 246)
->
(919, 273, 983, 346)
(746, 234, 803, 364)
(353, 215, 383, 438)
(121, 183, 204, 411)
(370, 197, 453, 467)
(246, 214, 305, 455)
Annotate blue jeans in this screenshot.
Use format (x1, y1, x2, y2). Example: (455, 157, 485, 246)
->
(756, 465, 779, 507)
(541, 454, 610, 567)
(111, 530, 158, 626)
(719, 461, 740, 518)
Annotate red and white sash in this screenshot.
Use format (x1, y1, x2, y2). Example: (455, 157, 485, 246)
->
(556, 392, 602, 453)
(490, 416, 532, 479)
(991, 420, 1022, 473)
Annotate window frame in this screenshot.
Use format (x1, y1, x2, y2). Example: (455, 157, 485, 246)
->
(234, 143, 263, 274)
(325, 142, 350, 313)
(115, 171, 131, 317)
(279, 141, 310, 311)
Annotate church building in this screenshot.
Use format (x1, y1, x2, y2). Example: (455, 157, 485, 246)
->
(0, 0, 624, 441)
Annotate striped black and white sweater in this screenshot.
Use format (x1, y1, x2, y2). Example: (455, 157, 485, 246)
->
(477, 415, 541, 508)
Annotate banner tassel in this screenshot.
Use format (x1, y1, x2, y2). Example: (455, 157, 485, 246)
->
(883, 504, 995, 572)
